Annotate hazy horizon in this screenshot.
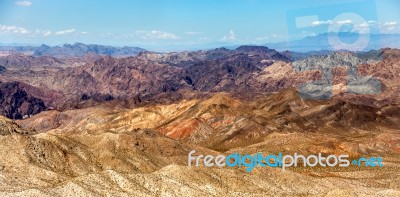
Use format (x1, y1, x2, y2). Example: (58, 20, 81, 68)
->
(1, 0, 399, 51)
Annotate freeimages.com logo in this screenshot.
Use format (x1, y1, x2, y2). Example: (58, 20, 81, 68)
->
(286, 0, 382, 99)
(188, 150, 383, 172)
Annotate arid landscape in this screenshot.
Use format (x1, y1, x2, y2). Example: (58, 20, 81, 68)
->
(0, 43, 398, 196)
(2, 0, 400, 196)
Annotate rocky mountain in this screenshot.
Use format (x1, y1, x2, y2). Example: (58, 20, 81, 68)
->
(0, 46, 399, 117)
(0, 46, 287, 104)
(0, 115, 32, 135)
(282, 50, 335, 61)
(138, 45, 289, 67)
(0, 81, 48, 119)
(0, 53, 64, 68)
(0, 44, 398, 195)
(21, 88, 398, 149)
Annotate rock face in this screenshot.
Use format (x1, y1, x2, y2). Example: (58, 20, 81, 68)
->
(0, 115, 32, 135)
(290, 52, 381, 99)
(0, 54, 64, 68)
(0, 46, 290, 106)
(0, 82, 47, 119)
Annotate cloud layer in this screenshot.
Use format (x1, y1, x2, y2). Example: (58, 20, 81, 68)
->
(55, 29, 76, 35)
(0, 25, 30, 34)
(15, 1, 32, 6)
(133, 30, 178, 40)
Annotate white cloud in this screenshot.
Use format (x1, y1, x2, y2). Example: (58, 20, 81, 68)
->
(15, 1, 32, 6)
(0, 25, 88, 38)
(221, 30, 236, 41)
(310, 17, 398, 33)
(341, 20, 399, 33)
(384, 21, 397, 26)
(0, 25, 30, 34)
(357, 21, 377, 29)
(42, 31, 52, 37)
(383, 21, 398, 31)
(311, 20, 332, 26)
(359, 22, 369, 28)
(134, 30, 178, 40)
(311, 19, 352, 27)
(55, 29, 76, 35)
(336, 20, 352, 25)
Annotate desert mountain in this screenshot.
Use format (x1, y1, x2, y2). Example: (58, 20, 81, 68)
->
(0, 53, 64, 69)
(6, 88, 400, 196)
(0, 47, 399, 119)
(17, 88, 400, 150)
(0, 44, 398, 195)
(0, 81, 49, 119)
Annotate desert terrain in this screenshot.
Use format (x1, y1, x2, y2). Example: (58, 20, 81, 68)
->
(0, 45, 399, 196)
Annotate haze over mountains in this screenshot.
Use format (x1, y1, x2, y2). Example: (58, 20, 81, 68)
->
(2, 33, 400, 53)
(0, 43, 145, 57)
(267, 33, 400, 52)
(175, 33, 400, 53)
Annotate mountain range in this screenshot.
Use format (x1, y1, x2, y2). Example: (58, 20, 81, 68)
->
(0, 43, 145, 57)
(2, 33, 400, 54)
(1, 45, 399, 119)
(0, 43, 399, 196)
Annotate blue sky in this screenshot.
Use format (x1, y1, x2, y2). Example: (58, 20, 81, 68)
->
(0, 0, 399, 50)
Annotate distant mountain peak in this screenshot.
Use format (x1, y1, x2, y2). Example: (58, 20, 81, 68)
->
(235, 45, 270, 52)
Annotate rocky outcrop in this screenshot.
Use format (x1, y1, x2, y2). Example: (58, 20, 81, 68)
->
(0, 54, 64, 68)
(0, 81, 47, 119)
